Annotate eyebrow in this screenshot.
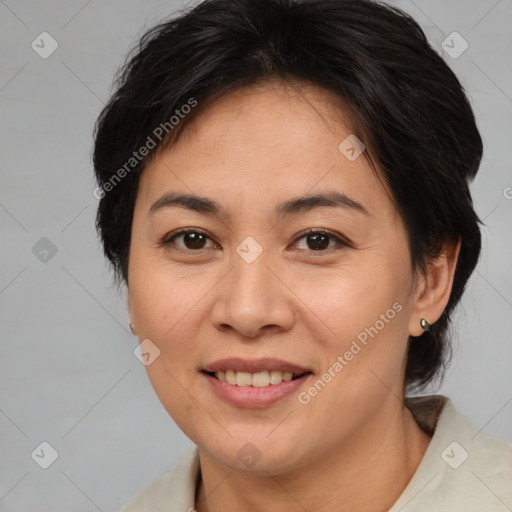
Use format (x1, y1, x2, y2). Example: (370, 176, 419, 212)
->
(148, 190, 370, 219)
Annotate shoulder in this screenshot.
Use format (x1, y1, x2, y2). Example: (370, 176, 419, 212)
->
(391, 395, 512, 512)
(119, 447, 200, 512)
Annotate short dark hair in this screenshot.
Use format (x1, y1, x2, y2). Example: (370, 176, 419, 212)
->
(93, 0, 483, 393)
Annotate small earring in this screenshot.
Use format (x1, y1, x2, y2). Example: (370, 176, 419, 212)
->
(420, 318, 431, 331)
(129, 322, 137, 335)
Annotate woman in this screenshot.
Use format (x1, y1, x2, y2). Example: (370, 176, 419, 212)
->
(92, 0, 512, 510)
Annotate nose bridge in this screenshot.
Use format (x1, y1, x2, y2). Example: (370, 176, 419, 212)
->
(227, 246, 277, 313)
(210, 243, 294, 337)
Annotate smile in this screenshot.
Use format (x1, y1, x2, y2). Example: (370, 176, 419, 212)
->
(207, 370, 306, 387)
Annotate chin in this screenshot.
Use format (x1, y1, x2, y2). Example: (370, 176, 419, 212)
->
(198, 433, 308, 476)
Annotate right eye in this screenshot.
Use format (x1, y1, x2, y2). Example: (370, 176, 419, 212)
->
(159, 228, 220, 252)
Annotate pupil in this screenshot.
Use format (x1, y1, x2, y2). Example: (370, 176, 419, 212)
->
(185, 232, 205, 249)
(308, 233, 329, 250)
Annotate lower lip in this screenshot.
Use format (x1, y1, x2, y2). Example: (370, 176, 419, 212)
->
(202, 372, 312, 408)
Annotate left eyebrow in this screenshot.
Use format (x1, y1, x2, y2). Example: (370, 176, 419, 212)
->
(147, 190, 370, 220)
(275, 191, 370, 219)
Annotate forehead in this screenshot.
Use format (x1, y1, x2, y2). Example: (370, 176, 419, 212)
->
(175, 80, 354, 154)
(136, 81, 393, 221)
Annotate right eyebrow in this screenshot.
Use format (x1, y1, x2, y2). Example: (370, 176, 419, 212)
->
(149, 192, 227, 218)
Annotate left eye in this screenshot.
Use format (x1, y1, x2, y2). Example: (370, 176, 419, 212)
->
(294, 229, 348, 251)
(160, 228, 349, 252)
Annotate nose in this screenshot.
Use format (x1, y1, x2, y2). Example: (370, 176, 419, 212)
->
(210, 250, 295, 339)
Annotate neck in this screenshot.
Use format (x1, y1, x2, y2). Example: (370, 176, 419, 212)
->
(195, 401, 432, 512)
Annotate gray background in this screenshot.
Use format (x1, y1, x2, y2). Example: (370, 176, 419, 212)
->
(1, 0, 511, 510)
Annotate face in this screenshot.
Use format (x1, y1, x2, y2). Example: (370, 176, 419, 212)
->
(127, 81, 420, 475)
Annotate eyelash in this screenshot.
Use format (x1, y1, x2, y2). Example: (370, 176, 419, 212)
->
(159, 228, 351, 254)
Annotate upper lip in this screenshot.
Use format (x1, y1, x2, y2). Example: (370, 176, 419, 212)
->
(203, 358, 312, 375)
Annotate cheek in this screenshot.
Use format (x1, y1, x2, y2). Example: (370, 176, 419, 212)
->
(297, 258, 411, 386)
(143, 360, 207, 443)
(128, 246, 215, 333)
(296, 262, 405, 338)
(129, 268, 210, 424)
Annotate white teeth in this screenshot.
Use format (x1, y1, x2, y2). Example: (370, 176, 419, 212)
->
(235, 371, 252, 386)
(252, 371, 270, 387)
(213, 370, 297, 387)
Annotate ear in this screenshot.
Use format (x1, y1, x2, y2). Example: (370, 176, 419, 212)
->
(408, 237, 461, 337)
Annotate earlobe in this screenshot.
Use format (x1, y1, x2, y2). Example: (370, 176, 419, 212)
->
(420, 318, 431, 331)
(408, 238, 461, 337)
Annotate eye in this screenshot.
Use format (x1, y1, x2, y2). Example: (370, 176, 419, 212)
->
(159, 228, 350, 253)
(160, 229, 218, 251)
(293, 229, 350, 252)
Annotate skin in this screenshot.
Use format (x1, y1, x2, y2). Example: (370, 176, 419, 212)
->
(127, 80, 460, 512)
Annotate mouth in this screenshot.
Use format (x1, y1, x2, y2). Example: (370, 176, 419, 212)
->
(202, 357, 313, 386)
(200, 358, 314, 407)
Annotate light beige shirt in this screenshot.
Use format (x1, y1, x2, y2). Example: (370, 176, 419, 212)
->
(119, 395, 512, 511)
